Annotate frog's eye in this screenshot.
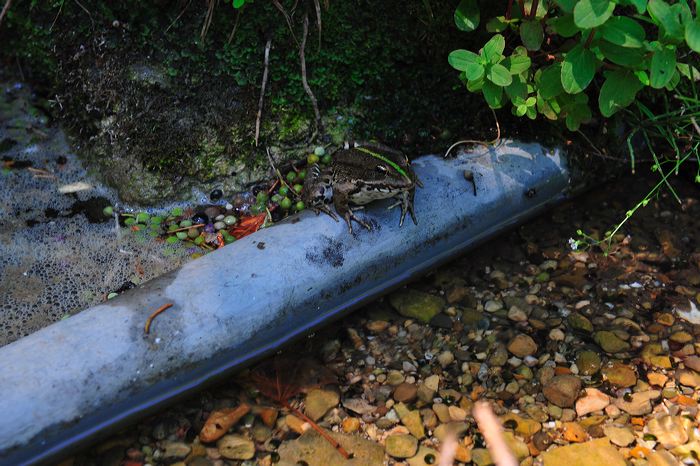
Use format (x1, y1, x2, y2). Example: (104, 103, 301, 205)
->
(375, 165, 388, 173)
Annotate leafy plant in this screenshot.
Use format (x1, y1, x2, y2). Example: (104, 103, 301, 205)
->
(449, 0, 700, 130)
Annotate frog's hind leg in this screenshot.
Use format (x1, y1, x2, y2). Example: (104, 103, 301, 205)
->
(313, 204, 339, 222)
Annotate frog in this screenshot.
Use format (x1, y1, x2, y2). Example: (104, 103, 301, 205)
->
(302, 141, 422, 233)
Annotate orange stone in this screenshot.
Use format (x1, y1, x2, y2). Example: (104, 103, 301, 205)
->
(562, 422, 588, 443)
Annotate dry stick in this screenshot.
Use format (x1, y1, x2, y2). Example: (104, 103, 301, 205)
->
(282, 399, 350, 459)
(690, 116, 700, 137)
(144, 303, 174, 335)
(165, 0, 193, 34)
(255, 38, 272, 147)
(200, 0, 216, 41)
(72, 0, 94, 27)
(0, 0, 12, 28)
(473, 401, 518, 466)
(50, 0, 64, 31)
(313, 0, 322, 50)
(300, 13, 323, 141)
(226, 8, 242, 45)
(444, 107, 501, 158)
(168, 223, 205, 233)
(272, 0, 299, 47)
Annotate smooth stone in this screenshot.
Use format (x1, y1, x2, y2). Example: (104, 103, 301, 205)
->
(341, 417, 360, 433)
(437, 350, 455, 368)
(562, 422, 588, 442)
(432, 403, 451, 423)
(601, 363, 637, 388)
(305, 388, 340, 421)
(389, 289, 445, 323)
(576, 350, 602, 375)
(501, 412, 542, 437)
(484, 299, 503, 313)
(462, 309, 485, 328)
(399, 408, 425, 439)
(416, 383, 435, 403)
(504, 432, 530, 459)
(676, 369, 700, 388)
(217, 435, 255, 460)
(424, 374, 440, 392)
(433, 422, 469, 441)
(614, 390, 661, 415)
(507, 334, 538, 357)
(384, 434, 418, 458)
(568, 313, 594, 333)
(683, 356, 700, 372)
(471, 448, 493, 466)
(161, 441, 191, 460)
(277, 430, 384, 466)
(594, 331, 631, 353)
(387, 370, 405, 386)
(508, 305, 528, 322)
(603, 425, 635, 447)
(642, 343, 673, 369)
(646, 415, 689, 448)
(543, 375, 582, 408)
(539, 438, 625, 466)
(575, 388, 610, 416)
(407, 446, 440, 466)
(393, 382, 418, 403)
(429, 313, 453, 329)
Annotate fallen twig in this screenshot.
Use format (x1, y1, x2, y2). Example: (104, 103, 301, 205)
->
(165, 0, 192, 34)
(300, 13, 323, 140)
(144, 303, 174, 335)
(226, 7, 242, 44)
(313, 0, 322, 50)
(444, 108, 501, 158)
(255, 38, 273, 147)
(473, 401, 518, 466)
(167, 223, 205, 233)
(27, 167, 56, 179)
(272, 0, 299, 47)
(283, 399, 350, 458)
(0, 0, 13, 29)
(200, 0, 216, 41)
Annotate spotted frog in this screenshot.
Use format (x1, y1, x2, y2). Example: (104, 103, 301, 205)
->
(303, 142, 422, 233)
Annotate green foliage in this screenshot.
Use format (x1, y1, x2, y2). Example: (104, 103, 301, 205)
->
(449, 0, 700, 130)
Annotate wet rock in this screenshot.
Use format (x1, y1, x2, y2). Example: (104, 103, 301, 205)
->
(575, 388, 610, 416)
(400, 410, 425, 439)
(602, 425, 635, 447)
(305, 388, 340, 421)
(429, 313, 453, 329)
(508, 305, 528, 322)
(601, 363, 637, 388)
(407, 446, 440, 466)
(543, 375, 581, 408)
(470, 448, 493, 466)
(646, 415, 689, 448)
(484, 299, 503, 313)
(462, 309, 486, 328)
(437, 350, 455, 368)
(676, 369, 700, 388)
(277, 430, 384, 466)
(387, 370, 405, 386)
(594, 331, 630, 353)
(684, 356, 700, 372)
(642, 343, 673, 369)
(384, 434, 418, 458)
(389, 289, 444, 323)
(342, 398, 376, 415)
(539, 438, 625, 466)
(501, 413, 542, 437)
(575, 350, 601, 375)
(614, 390, 661, 415)
(507, 334, 538, 357)
(562, 422, 588, 442)
(217, 435, 255, 460)
(341, 417, 360, 433)
(161, 441, 191, 460)
(533, 431, 553, 451)
(393, 383, 418, 403)
(568, 314, 593, 333)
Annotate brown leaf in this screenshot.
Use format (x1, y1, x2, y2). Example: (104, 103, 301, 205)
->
(199, 403, 250, 443)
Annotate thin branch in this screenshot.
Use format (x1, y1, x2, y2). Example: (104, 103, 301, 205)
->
(50, 0, 64, 32)
(200, 0, 216, 42)
(584, 28, 596, 48)
(529, 0, 539, 18)
(444, 107, 501, 158)
(144, 303, 174, 335)
(165, 0, 192, 34)
(313, 0, 322, 50)
(282, 399, 350, 459)
(516, 0, 526, 17)
(226, 8, 242, 44)
(255, 38, 272, 147)
(473, 401, 518, 466)
(72, 0, 94, 27)
(300, 13, 323, 140)
(0, 0, 13, 29)
(272, 0, 299, 47)
(690, 116, 700, 138)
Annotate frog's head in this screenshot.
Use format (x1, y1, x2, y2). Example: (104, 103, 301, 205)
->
(302, 164, 334, 208)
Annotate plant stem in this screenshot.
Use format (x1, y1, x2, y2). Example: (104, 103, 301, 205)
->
(282, 399, 350, 459)
(300, 13, 323, 140)
(584, 29, 596, 48)
(255, 38, 272, 147)
(529, 0, 539, 19)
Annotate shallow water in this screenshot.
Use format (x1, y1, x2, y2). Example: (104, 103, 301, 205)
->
(0, 83, 196, 346)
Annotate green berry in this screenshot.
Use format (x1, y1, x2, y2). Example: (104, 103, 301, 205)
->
(176, 231, 188, 240)
(168, 224, 178, 232)
(271, 193, 282, 203)
(280, 197, 292, 210)
(187, 227, 199, 239)
(179, 219, 193, 228)
(250, 204, 264, 214)
(293, 184, 303, 194)
(321, 154, 332, 165)
(256, 192, 269, 203)
(224, 215, 237, 225)
(307, 154, 320, 165)
(124, 217, 136, 226)
(102, 206, 114, 217)
(136, 212, 150, 224)
(166, 235, 179, 244)
(278, 185, 289, 197)
(194, 235, 205, 245)
(286, 171, 297, 182)
(171, 207, 183, 216)
(314, 146, 326, 156)
(150, 216, 163, 224)
(298, 169, 307, 180)
(295, 201, 305, 211)
(224, 234, 236, 244)
(107, 292, 118, 300)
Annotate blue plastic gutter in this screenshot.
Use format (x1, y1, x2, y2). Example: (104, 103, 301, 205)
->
(0, 140, 574, 465)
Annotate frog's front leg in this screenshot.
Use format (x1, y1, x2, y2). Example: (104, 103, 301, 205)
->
(387, 190, 418, 226)
(333, 190, 371, 234)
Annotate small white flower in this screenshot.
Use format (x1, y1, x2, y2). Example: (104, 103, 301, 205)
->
(568, 238, 578, 250)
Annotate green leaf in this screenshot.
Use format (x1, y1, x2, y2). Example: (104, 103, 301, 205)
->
(506, 77, 528, 102)
(555, 0, 577, 13)
(503, 54, 532, 74)
(599, 41, 646, 67)
(482, 81, 506, 108)
(537, 64, 564, 99)
(677, 62, 700, 81)
(563, 95, 592, 130)
(634, 70, 650, 85)
(233, 0, 245, 7)
(448, 50, 485, 80)
(648, 0, 684, 42)
(598, 70, 643, 116)
(467, 75, 485, 92)
(537, 93, 562, 120)
(649, 46, 677, 88)
(618, 0, 647, 14)
(574, 0, 616, 29)
(664, 69, 680, 90)
(486, 63, 513, 86)
(482, 34, 506, 63)
(561, 45, 597, 93)
(547, 14, 581, 38)
(521, 20, 545, 50)
(515, 104, 528, 117)
(686, 18, 700, 52)
(486, 16, 510, 33)
(455, 0, 480, 32)
(600, 17, 645, 47)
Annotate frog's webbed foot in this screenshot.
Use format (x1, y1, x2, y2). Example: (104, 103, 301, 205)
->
(343, 211, 372, 234)
(312, 205, 339, 222)
(387, 192, 418, 227)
